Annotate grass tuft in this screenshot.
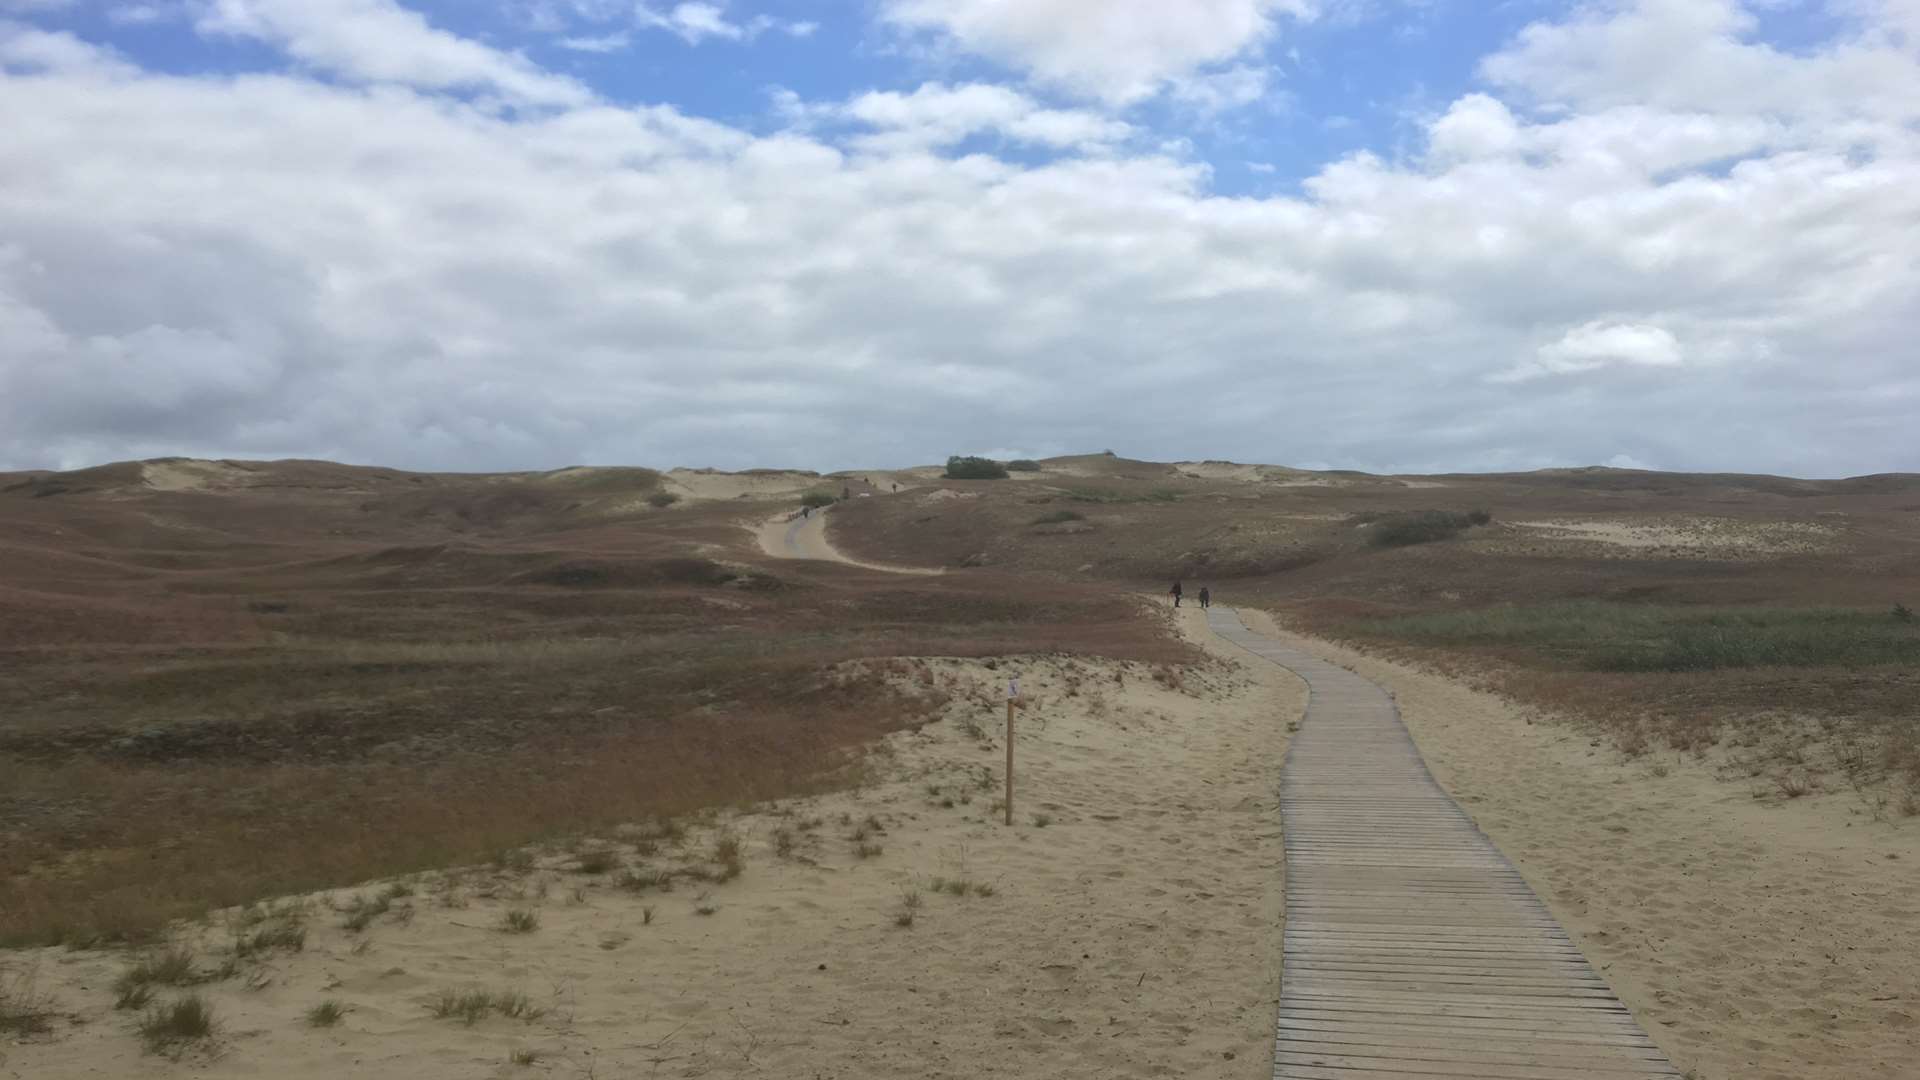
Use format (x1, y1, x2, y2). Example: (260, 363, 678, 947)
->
(306, 999, 345, 1028)
(138, 994, 215, 1054)
(499, 908, 540, 934)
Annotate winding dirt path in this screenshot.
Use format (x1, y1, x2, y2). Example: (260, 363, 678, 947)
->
(752, 507, 943, 575)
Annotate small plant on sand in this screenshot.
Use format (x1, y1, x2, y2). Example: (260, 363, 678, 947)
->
(1896, 602, 1915, 623)
(492, 848, 537, 874)
(645, 492, 680, 508)
(572, 846, 618, 875)
(853, 840, 883, 859)
(642, 905, 656, 925)
(618, 867, 674, 893)
(306, 999, 345, 1028)
(1030, 813, 1053, 828)
(711, 831, 744, 881)
(114, 945, 200, 1006)
(1, 964, 56, 1037)
(770, 826, 796, 859)
(337, 893, 393, 932)
(232, 922, 306, 958)
(429, 987, 545, 1026)
(893, 887, 922, 928)
(511, 1047, 542, 1066)
(139, 994, 215, 1054)
(500, 909, 540, 934)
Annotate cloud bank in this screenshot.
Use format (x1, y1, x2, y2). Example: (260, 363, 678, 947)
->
(1, 0, 1916, 477)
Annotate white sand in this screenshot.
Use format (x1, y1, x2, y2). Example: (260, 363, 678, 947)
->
(1505, 517, 1835, 556)
(1238, 609, 1920, 1080)
(751, 510, 944, 575)
(2, 609, 1300, 1079)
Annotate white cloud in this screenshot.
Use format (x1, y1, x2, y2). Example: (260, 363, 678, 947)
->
(1, 0, 1917, 477)
(1168, 63, 1276, 114)
(0, 19, 135, 75)
(786, 82, 1135, 154)
(193, 0, 592, 106)
(557, 31, 629, 53)
(0, 0, 76, 13)
(636, 1, 814, 44)
(1502, 322, 1685, 381)
(881, 0, 1313, 105)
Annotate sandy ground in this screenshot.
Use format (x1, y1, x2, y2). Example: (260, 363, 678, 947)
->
(751, 509, 944, 575)
(1503, 517, 1836, 557)
(662, 468, 824, 502)
(1, 609, 1299, 1080)
(1238, 608, 1920, 1080)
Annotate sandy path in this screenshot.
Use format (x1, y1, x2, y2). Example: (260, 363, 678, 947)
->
(2, 609, 1300, 1079)
(752, 508, 944, 575)
(1236, 609, 1920, 1080)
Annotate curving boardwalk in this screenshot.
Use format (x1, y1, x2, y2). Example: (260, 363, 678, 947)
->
(1206, 608, 1681, 1080)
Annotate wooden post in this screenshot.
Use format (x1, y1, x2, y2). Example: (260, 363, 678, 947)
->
(1005, 676, 1018, 826)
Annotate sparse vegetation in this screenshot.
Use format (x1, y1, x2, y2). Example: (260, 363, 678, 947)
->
(500, 908, 540, 934)
(645, 491, 681, 508)
(0, 964, 56, 1037)
(138, 994, 215, 1054)
(429, 987, 545, 1026)
(1005, 459, 1041, 472)
(800, 490, 837, 508)
(944, 456, 1009, 480)
(1031, 509, 1085, 525)
(893, 887, 922, 927)
(571, 846, 617, 875)
(1356, 601, 1920, 672)
(306, 999, 345, 1028)
(1365, 509, 1490, 547)
(511, 1047, 542, 1066)
(114, 945, 202, 1005)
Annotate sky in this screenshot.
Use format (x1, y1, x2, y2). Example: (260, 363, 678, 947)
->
(1, 1, 1916, 477)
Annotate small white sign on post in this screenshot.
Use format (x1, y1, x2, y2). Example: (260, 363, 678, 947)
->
(1007, 677, 1019, 700)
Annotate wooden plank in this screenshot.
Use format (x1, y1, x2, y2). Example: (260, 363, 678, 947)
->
(1203, 609, 1682, 1080)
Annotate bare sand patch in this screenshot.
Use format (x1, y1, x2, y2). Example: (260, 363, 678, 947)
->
(2, 612, 1299, 1080)
(141, 460, 255, 492)
(753, 510, 945, 575)
(1505, 517, 1836, 557)
(1238, 608, 1920, 1080)
(663, 468, 822, 502)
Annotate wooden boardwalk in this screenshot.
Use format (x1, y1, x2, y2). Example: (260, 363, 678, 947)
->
(1207, 609, 1681, 1080)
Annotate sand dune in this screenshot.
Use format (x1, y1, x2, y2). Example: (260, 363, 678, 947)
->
(2, 609, 1300, 1079)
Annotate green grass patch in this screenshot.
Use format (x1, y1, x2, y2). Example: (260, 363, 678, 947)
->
(1355, 601, 1920, 672)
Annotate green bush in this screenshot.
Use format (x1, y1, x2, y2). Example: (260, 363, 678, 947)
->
(645, 492, 680, 508)
(799, 491, 837, 509)
(944, 456, 1009, 480)
(1005, 460, 1041, 472)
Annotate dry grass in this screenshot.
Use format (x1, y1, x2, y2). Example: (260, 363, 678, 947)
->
(1, 474, 1179, 946)
(0, 963, 56, 1037)
(138, 994, 215, 1055)
(428, 987, 545, 1026)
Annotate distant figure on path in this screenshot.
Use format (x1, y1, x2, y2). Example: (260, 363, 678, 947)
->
(802, 505, 810, 519)
(1198, 587, 1211, 610)
(1169, 581, 1183, 608)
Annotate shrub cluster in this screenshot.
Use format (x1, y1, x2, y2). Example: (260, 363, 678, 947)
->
(1369, 509, 1493, 547)
(944, 456, 1010, 480)
(799, 491, 838, 508)
(1005, 459, 1041, 472)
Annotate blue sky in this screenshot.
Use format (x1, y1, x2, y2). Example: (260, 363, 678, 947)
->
(1, 1, 1917, 475)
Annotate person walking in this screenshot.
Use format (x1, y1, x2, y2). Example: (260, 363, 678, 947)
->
(1198, 586, 1211, 610)
(1169, 581, 1183, 608)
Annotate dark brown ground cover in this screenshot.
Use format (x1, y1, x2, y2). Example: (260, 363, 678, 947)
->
(0, 461, 1187, 945)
